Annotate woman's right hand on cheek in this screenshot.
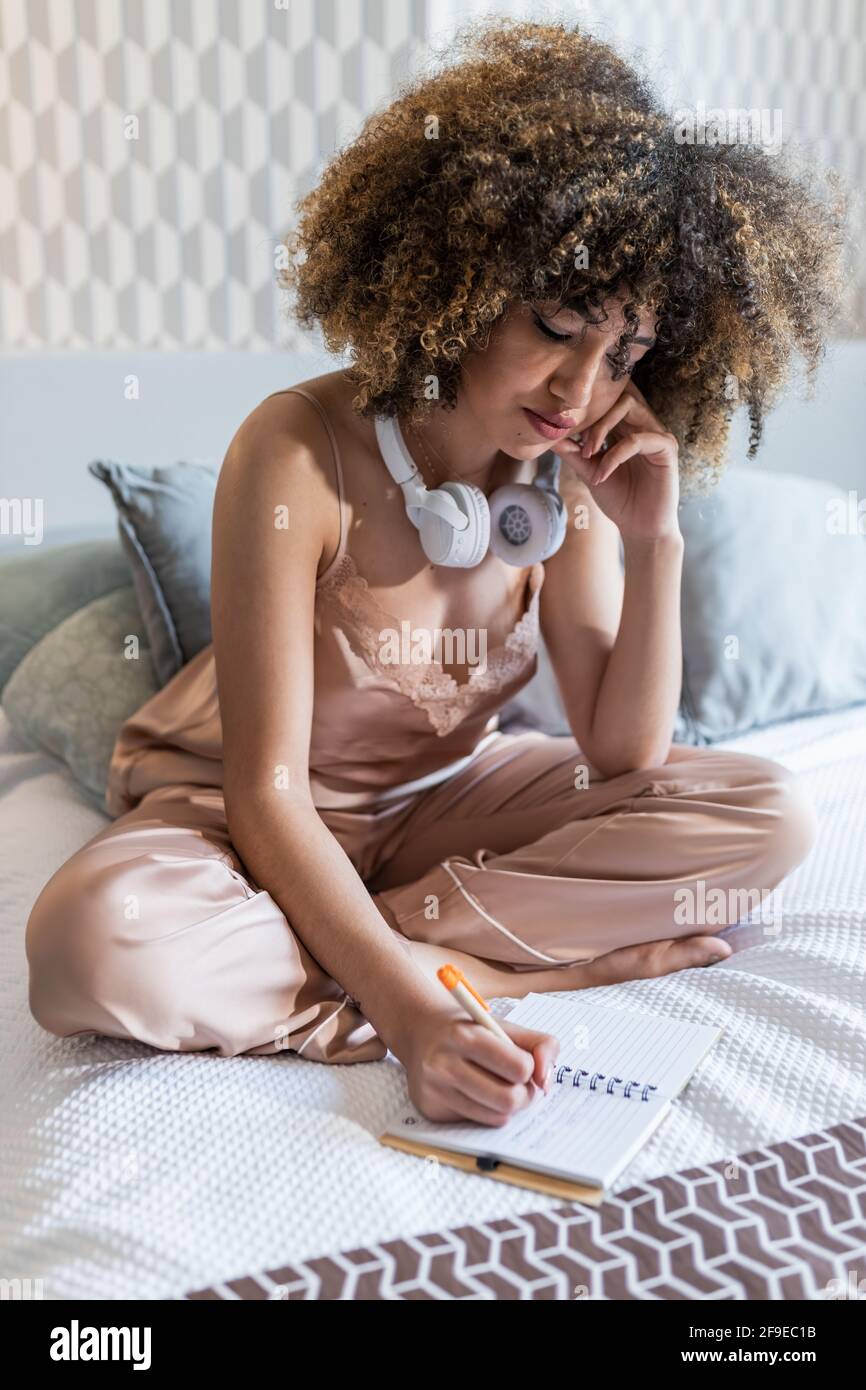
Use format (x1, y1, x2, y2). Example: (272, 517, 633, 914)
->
(401, 1009, 560, 1126)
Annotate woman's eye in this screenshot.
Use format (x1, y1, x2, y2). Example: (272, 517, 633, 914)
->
(532, 313, 572, 343)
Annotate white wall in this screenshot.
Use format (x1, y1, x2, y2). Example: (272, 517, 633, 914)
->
(0, 339, 862, 556)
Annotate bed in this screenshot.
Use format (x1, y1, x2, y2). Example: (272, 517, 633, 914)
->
(2, 697, 864, 1301)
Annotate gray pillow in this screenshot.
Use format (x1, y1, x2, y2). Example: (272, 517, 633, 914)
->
(500, 467, 866, 745)
(0, 538, 131, 697)
(676, 467, 866, 740)
(2, 586, 159, 813)
(88, 459, 218, 685)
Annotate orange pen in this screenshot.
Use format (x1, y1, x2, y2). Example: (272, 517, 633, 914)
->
(437, 963, 547, 1094)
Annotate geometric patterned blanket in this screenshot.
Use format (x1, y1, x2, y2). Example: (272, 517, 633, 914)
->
(185, 1113, 866, 1300)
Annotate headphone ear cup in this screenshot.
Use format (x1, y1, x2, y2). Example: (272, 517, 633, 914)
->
(417, 481, 490, 567)
(488, 484, 566, 566)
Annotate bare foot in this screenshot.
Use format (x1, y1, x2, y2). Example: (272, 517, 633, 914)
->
(560, 933, 732, 990)
(398, 932, 732, 1003)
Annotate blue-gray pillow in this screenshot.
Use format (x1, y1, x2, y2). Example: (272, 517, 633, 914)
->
(500, 467, 866, 745)
(0, 537, 131, 697)
(88, 459, 218, 686)
(676, 467, 866, 741)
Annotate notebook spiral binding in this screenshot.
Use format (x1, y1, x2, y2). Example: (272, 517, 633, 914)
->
(553, 1066, 659, 1100)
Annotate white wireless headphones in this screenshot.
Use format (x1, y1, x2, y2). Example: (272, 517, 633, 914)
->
(374, 413, 568, 568)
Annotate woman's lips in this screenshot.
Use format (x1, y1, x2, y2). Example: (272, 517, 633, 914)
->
(523, 407, 578, 440)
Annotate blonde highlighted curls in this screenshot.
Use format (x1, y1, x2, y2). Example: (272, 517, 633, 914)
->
(279, 16, 847, 494)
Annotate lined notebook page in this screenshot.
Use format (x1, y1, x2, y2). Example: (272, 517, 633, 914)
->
(505, 993, 723, 1102)
(382, 995, 722, 1189)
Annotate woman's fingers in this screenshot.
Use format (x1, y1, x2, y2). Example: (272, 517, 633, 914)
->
(559, 445, 605, 487)
(453, 1018, 536, 1085)
(552, 431, 589, 462)
(441, 1055, 536, 1122)
(591, 429, 676, 484)
(436, 1019, 558, 1119)
(557, 379, 675, 490)
(499, 1020, 560, 1089)
(578, 380, 669, 461)
(580, 394, 632, 458)
(425, 1087, 521, 1127)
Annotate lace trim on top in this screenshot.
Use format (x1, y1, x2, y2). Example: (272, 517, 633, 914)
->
(316, 553, 545, 737)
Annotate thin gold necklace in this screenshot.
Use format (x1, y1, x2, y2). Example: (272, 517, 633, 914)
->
(406, 417, 509, 499)
(405, 417, 466, 489)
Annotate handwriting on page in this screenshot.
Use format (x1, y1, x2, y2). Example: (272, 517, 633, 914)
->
(483, 1081, 666, 1165)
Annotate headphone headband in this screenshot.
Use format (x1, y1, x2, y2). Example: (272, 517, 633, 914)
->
(374, 415, 469, 531)
(534, 450, 561, 494)
(373, 413, 566, 567)
(374, 416, 559, 497)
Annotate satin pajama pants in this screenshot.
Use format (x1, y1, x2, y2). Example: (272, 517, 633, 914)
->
(24, 731, 818, 1064)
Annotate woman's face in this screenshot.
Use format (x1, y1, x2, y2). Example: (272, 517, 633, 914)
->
(462, 293, 658, 460)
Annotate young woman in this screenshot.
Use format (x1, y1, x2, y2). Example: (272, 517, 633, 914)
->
(26, 20, 843, 1127)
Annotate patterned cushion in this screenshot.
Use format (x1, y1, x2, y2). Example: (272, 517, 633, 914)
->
(0, 538, 131, 697)
(1, 587, 159, 813)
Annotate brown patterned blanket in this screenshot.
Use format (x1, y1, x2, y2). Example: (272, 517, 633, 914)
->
(185, 1112, 866, 1300)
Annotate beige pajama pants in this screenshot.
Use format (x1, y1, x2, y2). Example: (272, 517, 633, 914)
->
(25, 731, 818, 1065)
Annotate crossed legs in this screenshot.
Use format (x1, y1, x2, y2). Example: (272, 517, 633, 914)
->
(25, 734, 817, 1063)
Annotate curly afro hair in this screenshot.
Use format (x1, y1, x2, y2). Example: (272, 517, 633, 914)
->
(279, 16, 847, 494)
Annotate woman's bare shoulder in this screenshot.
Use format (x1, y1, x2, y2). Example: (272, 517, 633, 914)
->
(216, 372, 364, 576)
(235, 370, 363, 443)
(223, 372, 374, 493)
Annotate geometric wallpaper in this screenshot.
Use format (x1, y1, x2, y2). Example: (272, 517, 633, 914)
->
(1, 0, 862, 352)
(0, 0, 428, 351)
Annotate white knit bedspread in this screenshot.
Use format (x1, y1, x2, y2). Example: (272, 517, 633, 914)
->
(1, 704, 864, 1300)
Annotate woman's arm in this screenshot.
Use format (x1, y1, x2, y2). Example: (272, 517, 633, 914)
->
(211, 396, 441, 1060)
(540, 380, 684, 778)
(210, 396, 558, 1114)
(584, 531, 684, 774)
(541, 489, 684, 777)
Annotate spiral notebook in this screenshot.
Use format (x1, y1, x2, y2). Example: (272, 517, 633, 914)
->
(379, 993, 723, 1206)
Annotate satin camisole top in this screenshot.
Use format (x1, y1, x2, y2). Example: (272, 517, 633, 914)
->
(105, 386, 545, 818)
